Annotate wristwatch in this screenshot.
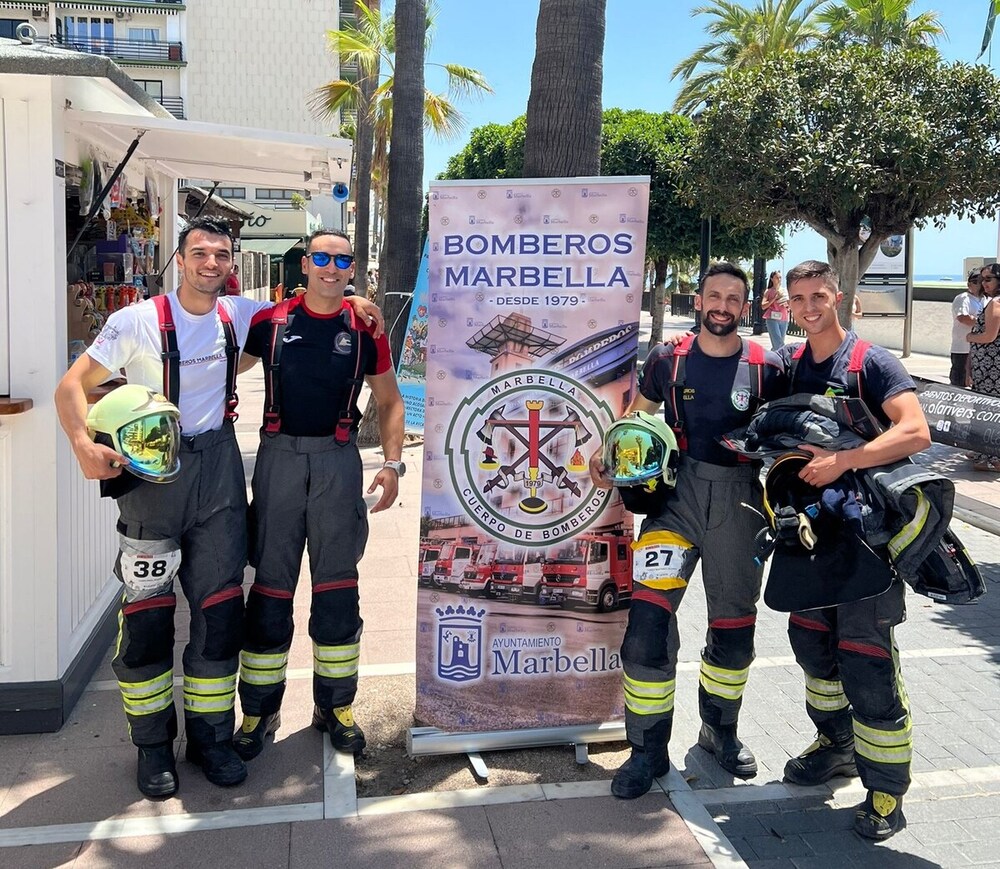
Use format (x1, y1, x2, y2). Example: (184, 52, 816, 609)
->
(382, 460, 406, 477)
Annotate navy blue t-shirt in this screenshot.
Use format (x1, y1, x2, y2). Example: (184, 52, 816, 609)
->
(779, 333, 915, 427)
(245, 297, 391, 437)
(639, 339, 788, 465)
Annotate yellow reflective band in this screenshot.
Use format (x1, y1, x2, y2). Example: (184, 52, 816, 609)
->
(853, 719, 912, 765)
(239, 650, 288, 686)
(889, 487, 929, 560)
(698, 663, 748, 701)
(623, 674, 675, 715)
(182, 674, 237, 714)
(805, 676, 849, 712)
(632, 530, 693, 550)
(637, 576, 688, 590)
(313, 642, 361, 663)
(313, 642, 361, 679)
(120, 670, 174, 717)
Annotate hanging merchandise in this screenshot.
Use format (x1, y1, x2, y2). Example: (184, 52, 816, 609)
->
(79, 157, 94, 215)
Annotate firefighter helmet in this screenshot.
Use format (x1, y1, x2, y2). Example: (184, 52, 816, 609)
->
(602, 411, 679, 514)
(86, 384, 181, 483)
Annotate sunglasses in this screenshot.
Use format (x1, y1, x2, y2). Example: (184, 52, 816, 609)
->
(308, 251, 354, 269)
(969, 276, 982, 283)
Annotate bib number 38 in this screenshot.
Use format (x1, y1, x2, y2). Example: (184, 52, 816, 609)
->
(115, 535, 182, 600)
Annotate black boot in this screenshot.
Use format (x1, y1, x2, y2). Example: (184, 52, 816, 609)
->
(136, 743, 178, 798)
(854, 790, 905, 839)
(697, 723, 758, 778)
(611, 720, 671, 799)
(312, 705, 366, 756)
(783, 729, 857, 786)
(232, 711, 281, 761)
(185, 740, 248, 787)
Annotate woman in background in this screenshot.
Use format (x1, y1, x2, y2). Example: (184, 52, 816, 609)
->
(967, 263, 1000, 471)
(760, 270, 790, 350)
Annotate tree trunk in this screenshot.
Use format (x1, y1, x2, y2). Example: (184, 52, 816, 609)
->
(351, 0, 380, 294)
(649, 258, 668, 348)
(522, 0, 606, 178)
(357, 0, 425, 447)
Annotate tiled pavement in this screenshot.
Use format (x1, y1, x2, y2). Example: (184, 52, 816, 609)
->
(1, 313, 999, 868)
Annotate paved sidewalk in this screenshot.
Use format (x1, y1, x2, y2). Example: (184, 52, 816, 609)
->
(1, 317, 998, 868)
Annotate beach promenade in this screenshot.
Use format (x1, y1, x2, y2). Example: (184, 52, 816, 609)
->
(0, 312, 998, 868)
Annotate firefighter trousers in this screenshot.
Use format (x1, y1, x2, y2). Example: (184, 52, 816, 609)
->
(239, 433, 369, 717)
(787, 579, 911, 797)
(621, 457, 765, 748)
(112, 424, 248, 749)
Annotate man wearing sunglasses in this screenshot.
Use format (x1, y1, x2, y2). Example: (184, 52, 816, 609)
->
(950, 270, 985, 386)
(232, 228, 404, 764)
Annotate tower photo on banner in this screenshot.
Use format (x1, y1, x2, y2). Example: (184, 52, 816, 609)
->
(417, 176, 651, 733)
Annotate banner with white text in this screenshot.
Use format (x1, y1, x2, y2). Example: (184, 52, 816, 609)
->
(416, 177, 650, 733)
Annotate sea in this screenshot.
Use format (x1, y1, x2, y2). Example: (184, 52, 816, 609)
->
(913, 274, 965, 282)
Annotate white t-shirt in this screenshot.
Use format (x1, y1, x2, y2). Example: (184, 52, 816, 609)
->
(88, 292, 272, 435)
(951, 292, 985, 354)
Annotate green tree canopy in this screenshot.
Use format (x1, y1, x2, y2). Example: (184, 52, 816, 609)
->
(816, 0, 944, 49)
(679, 45, 1000, 319)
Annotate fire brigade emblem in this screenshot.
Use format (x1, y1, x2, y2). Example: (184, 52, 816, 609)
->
(731, 388, 751, 411)
(435, 604, 486, 683)
(445, 370, 615, 546)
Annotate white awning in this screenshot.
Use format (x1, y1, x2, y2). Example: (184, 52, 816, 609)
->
(64, 109, 352, 194)
(240, 237, 302, 257)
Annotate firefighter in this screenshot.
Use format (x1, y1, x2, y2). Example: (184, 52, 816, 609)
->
(54, 218, 382, 799)
(590, 262, 787, 798)
(231, 229, 404, 763)
(777, 260, 931, 840)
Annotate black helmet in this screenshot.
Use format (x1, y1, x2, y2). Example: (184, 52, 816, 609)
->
(907, 529, 986, 604)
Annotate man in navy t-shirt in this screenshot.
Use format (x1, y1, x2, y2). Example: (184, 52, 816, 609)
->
(590, 262, 787, 798)
(232, 229, 404, 764)
(777, 260, 930, 841)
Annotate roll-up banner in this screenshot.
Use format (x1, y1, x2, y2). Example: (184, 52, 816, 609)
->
(396, 239, 430, 433)
(914, 376, 1000, 455)
(415, 177, 650, 737)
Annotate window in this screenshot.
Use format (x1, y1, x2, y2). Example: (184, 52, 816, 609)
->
(218, 187, 247, 200)
(134, 79, 163, 100)
(128, 27, 160, 42)
(255, 188, 299, 200)
(0, 19, 27, 40)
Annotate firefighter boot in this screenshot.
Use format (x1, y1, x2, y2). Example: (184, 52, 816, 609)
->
(611, 720, 671, 799)
(136, 743, 179, 798)
(232, 712, 281, 761)
(312, 705, 367, 756)
(185, 740, 248, 787)
(697, 723, 758, 778)
(783, 728, 858, 786)
(854, 790, 905, 840)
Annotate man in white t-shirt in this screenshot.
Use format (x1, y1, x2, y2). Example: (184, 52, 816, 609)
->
(54, 217, 379, 800)
(951, 270, 985, 386)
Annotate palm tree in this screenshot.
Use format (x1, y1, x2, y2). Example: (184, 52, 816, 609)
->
(310, 1, 491, 281)
(522, 0, 606, 177)
(671, 0, 826, 115)
(816, 0, 944, 49)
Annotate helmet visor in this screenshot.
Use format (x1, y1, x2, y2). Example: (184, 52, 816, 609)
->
(603, 423, 668, 486)
(117, 413, 181, 482)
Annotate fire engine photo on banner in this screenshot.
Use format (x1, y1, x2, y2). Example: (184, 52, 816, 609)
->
(417, 177, 651, 732)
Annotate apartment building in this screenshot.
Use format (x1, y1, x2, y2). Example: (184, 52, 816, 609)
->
(1, 0, 349, 224)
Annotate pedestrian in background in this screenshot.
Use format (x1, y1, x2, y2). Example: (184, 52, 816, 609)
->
(967, 264, 1000, 471)
(760, 270, 790, 351)
(951, 270, 985, 387)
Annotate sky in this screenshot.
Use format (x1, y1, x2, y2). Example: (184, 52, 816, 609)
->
(413, 0, 999, 277)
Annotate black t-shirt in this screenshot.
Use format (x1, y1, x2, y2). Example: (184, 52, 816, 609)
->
(640, 339, 788, 465)
(245, 297, 391, 437)
(779, 334, 915, 427)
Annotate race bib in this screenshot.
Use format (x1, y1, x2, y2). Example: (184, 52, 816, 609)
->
(115, 535, 181, 600)
(632, 531, 693, 588)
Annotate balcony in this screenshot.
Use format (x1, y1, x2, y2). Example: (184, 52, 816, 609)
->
(50, 35, 185, 64)
(156, 96, 184, 119)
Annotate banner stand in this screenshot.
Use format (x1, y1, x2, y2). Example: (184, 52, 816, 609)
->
(407, 721, 625, 778)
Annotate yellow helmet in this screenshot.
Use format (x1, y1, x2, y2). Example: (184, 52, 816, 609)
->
(86, 384, 181, 483)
